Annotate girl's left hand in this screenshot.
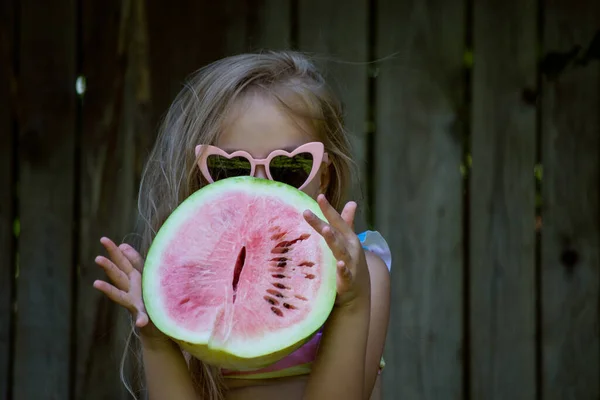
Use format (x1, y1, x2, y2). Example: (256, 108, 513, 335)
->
(303, 194, 371, 308)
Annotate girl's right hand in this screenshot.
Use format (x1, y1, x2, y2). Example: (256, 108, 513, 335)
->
(93, 237, 165, 341)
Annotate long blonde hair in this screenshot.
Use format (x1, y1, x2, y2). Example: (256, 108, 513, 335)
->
(128, 50, 355, 399)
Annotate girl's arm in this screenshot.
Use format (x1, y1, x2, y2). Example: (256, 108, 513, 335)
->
(138, 332, 198, 400)
(93, 239, 198, 400)
(304, 252, 390, 399)
(303, 197, 391, 400)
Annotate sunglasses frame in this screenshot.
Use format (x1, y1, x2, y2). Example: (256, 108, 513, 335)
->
(195, 141, 330, 190)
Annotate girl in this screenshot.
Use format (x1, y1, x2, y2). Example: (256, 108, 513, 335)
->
(94, 51, 391, 400)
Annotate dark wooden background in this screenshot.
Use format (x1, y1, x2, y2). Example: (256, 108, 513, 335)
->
(1, 0, 599, 399)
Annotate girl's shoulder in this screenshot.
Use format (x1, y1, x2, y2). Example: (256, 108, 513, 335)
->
(357, 230, 392, 271)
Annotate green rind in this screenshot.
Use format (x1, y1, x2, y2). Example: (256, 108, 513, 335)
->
(176, 327, 316, 371)
(142, 176, 337, 370)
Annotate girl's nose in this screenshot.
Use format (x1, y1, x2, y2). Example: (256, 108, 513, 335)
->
(254, 165, 268, 179)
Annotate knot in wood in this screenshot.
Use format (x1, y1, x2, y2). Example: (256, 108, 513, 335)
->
(560, 248, 579, 270)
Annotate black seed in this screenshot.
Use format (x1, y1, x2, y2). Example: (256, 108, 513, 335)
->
(272, 274, 286, 279)
(273, 282, 287, 289)
(267, 289, 285, 298)
(271, 307, 284, 317)
(264, 296, 278, 305)
(299, 261, 314, 267)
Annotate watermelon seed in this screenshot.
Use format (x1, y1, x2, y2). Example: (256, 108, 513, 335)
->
(264, 296, 279, 305)
(269, 261, 287, 268)
(295, 295, 308, 301)
(304, 274, 315, 280)
(267, 289, 285, 298)
(272, 274, 286, 279)
(273, 282, 288, 289)
(271, 307, 284, 317)
(232, 246, 246, 303)
(179, 297, 191, 305)
(270, 231, 287, 241)
(299, 261, 314, 267)
(286, 233, 312, 246)
(283, 303, 297, 310)
(270, 257, 288, 262)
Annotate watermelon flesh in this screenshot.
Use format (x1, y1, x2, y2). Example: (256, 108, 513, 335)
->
(142, 176, 337, 370)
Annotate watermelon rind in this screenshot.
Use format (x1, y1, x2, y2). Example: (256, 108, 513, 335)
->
(142, 176, 337, 370)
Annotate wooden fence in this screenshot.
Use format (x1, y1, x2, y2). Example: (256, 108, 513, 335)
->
(1, 0, 599, 399)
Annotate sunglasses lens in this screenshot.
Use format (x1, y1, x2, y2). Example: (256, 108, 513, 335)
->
(269, 153, 314, 188)
(206, 155, 252, 181)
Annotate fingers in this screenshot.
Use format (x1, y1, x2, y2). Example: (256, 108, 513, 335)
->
(100, 237, 134, 274)
(95, 238, 149, 327)
(135, 311, 149, 328)
(303, 210, 350, 262)
(93, 280, 134, 312)
(119, 243, 144, 272)
(340, 201, 357, 231)
(336, 260, 353, 293)
(127, 271, 149, 327)
(316, 194, 355, 237)
(95, 255, 130, 291)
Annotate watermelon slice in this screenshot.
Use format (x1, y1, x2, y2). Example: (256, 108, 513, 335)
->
(142, 176, 337, 370)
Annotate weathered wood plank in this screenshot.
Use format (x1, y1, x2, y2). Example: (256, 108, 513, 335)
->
(131, 0, 153, 192)
(469, 0, 538, 398)
(541, 1, 600, 398)
(247, 0, 291, 50)
(224, 0, 250, 55)
(0, 0, 15, 398)
(146, 0, 229, 131)
(76, 0, 137, 399)
(13, 0, 76, 398)
(375, 0, 465, 398)
(297, 0, 369, 229)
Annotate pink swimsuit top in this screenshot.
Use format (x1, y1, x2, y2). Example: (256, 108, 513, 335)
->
(222, 231, 392, 380)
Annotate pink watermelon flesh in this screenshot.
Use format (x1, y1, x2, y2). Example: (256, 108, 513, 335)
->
(143, 177, 337, 370)
(160, 193, 321, 340)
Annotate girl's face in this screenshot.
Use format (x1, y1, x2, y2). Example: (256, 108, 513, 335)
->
(208, 92, 329, 200)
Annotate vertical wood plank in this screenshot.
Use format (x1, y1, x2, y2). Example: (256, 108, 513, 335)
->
(0, 0, 15, 398)
(247, 0, 291, 50)
(297, 0, 369, 228)
(131, 0, 153, 195)
(375, 0, 465, 398)
(144, 0, 291, 167)
(146, 0, 228, 131)
(76, 0, 136, 398)
(541, 1, 600, 398)
(13, 0, 76, 398)
(470, 0, 538, 398)
(224, 0, 250, 55)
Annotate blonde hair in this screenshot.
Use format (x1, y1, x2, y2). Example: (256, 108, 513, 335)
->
(127, 50, 355, 399)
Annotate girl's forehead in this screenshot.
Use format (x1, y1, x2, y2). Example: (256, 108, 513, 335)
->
(216, 92, 316, 158)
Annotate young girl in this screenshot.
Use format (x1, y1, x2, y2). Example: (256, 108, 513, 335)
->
(93, 51, 391, 400)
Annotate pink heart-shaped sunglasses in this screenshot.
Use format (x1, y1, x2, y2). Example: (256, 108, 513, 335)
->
(195, 142, 330, 190)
